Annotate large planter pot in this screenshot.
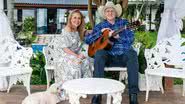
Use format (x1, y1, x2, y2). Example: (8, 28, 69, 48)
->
(139, 73, 161, 91)
(139, 73, 146, 91)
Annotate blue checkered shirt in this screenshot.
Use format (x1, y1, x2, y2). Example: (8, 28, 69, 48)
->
(85, 18, 134, 56)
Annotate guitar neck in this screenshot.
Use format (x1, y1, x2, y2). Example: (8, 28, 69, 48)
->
(112, 25, 134, 36)
(112, 21, 140, 36)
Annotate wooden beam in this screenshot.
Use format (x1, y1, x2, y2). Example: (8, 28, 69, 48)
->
(15, 3, 97, 10)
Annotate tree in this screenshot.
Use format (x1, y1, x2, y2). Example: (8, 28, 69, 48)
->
(88, 0, 94, 28)
(88, 0, 128, 28)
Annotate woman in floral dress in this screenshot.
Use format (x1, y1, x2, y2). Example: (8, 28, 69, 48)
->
(49, 9, 93, 83)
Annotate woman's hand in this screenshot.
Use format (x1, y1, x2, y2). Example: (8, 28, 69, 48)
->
(77, 53, 86, 59)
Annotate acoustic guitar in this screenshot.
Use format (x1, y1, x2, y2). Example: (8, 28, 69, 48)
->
(88, 21, 141, 57)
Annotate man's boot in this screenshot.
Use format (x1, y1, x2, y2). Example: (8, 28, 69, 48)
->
(91, 95, 102, 104)
(129, 93, 138, 104)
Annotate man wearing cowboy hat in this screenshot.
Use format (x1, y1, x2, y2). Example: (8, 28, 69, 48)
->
(85, 1, 139, 104)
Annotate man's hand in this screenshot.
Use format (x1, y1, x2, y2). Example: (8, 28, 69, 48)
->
(101, 28, 111, 33)
(113, 34, 120, 39)
(108, 30, 114, 37)
(101, 28, 115, 37)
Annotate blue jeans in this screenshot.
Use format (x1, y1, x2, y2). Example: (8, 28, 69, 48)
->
(93, 48, 139, 94)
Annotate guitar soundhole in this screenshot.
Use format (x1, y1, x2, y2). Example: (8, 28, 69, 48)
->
(104, 44, 112, 50)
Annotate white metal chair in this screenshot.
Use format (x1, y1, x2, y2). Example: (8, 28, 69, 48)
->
(144, 46, 185, 101)
(43, 46, 55, 89)
(0, 46, 33, 95)
(105, 67, 127, 82)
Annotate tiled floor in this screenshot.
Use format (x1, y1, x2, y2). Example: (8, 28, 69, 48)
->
(0, 85, 185, 104)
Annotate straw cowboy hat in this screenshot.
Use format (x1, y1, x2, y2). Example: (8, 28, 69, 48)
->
(98, 1, 122, 19)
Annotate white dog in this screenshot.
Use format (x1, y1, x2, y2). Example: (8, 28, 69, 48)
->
(22, 82, 65, 104)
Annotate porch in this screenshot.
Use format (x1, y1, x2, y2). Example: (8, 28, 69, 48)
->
(0, 85, 184, 104)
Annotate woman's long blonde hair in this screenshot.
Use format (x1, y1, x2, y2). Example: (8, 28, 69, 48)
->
(66, 9, 85, 41)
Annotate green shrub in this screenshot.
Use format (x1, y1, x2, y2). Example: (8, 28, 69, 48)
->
(134, 31, 157, 48)
(31, 75, 42, 85)
(30, 51, 46, 85)
(134, 31, 158, 73)
(16, 17, 37, 46)
(174, 78, 183, 85)
(85, 22, 92, 30)
(22, 17, 35, 32)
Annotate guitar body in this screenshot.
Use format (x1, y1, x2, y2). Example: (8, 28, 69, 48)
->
(88, 29, 112, 57)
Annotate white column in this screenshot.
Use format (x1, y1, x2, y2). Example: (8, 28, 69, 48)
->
(57, 9, 64, 30)
(145, 14, 150, 31)
(7, 0, 14, 27)
(151, 8, 157, 30)
(145, 4, 150, 31)
(0, 0, 3, 10)
(37, 9, 47, 34)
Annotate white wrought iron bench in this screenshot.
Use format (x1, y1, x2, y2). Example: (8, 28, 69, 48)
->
(144, 46, 185, 101)
(0, 46, 33, 95)
(144, 36, 185, 101)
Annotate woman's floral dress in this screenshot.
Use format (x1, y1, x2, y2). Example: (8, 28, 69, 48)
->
(49, 29, 93, 83)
